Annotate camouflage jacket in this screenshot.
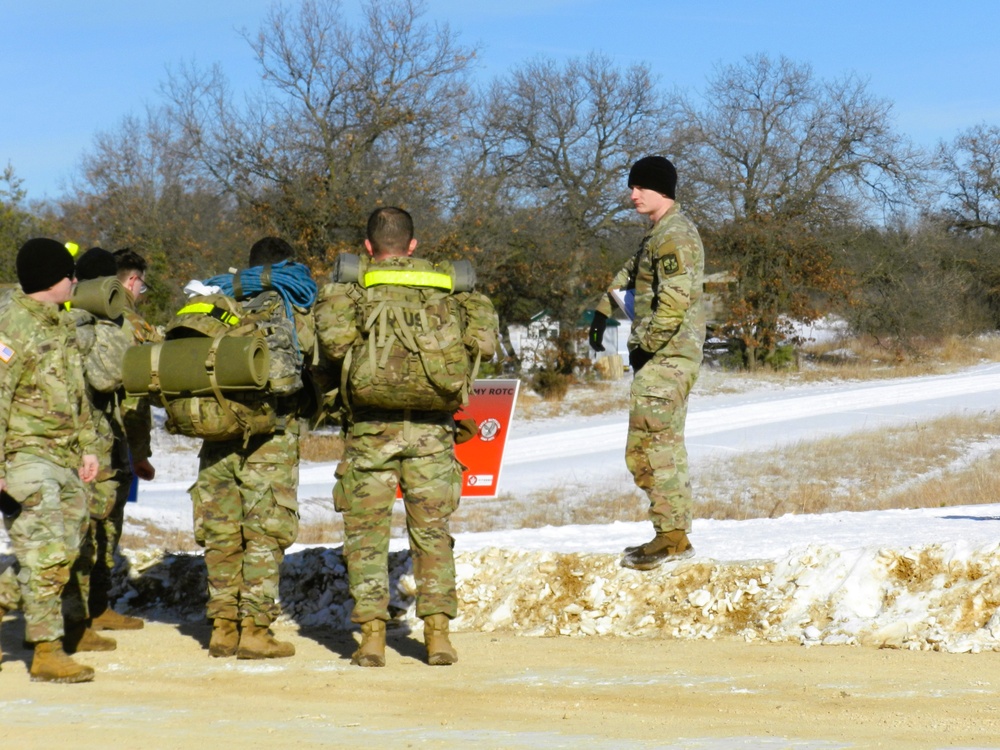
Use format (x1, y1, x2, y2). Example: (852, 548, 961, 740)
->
(596, 203, 706, 364)
(120, 297, 162, 463)
(0, 289, 100, 478)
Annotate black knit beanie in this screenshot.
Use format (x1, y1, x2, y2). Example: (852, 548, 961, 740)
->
(75, 247, 119, 281)
(627, 156, 677, 199)
(16, 238, 75, 294)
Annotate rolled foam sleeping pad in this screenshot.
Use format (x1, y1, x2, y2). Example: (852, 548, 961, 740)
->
(122, 335, 270, 396)
(71, 276, 127, 319)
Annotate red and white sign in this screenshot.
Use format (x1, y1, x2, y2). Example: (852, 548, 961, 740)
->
(455, 378, 519, 497)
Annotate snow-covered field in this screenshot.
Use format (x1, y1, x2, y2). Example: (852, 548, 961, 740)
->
(7, 363, 1000, 654)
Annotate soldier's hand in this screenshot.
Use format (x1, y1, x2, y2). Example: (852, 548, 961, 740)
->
(133, 458, 156, 481)
(588, 311, 607, 352)
(629, 347, 654, 373)
(79, 455, 99, 483)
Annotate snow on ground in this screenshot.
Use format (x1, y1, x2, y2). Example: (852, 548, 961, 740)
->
(6, 363, 1000, 653)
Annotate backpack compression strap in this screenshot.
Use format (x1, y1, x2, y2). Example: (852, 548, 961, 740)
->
(176, 302, 243, 327)
(362, 269, 454, 290)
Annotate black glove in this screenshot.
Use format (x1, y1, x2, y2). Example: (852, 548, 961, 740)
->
(0, 489, 22, 520)
(629, 347, 654, 373)
(588, 311, 608, 352)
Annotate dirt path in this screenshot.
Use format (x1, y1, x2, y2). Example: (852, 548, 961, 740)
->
(3, 617, 1000, 749)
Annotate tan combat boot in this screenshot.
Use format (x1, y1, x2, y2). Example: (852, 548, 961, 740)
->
(237, 617, 295, 660)
(351, 619, 386, 667)
(63, 621, 117, 654)
(30, 640, 95, 683)
(208, 619, 239, 658)
(622, 529, 694, 571)
(423, 613, 457, 666)
(91, 608, 144, 631)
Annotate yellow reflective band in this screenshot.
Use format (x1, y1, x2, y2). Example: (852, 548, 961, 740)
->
(177, 303, 215, 315)
(176, 303, 241, 326)
(65, 241, 81, 257)
(362, 269, 453, 290)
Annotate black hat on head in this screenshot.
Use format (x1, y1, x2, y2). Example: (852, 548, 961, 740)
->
(76, 247, 118, 281)
(75, 247, 119, 281)
(628, 156, 677, 199)
(16, 238, 75, 294)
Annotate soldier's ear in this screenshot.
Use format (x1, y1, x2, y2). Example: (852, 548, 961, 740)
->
(364, 239, 375, 257)
(407, 239, 418, 256)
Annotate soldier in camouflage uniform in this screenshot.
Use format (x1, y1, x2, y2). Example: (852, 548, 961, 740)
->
(63, 248, 157, 638)
(314, 207, 499, 667)
(190, 237, 313, 660)
(0, 238, 101, 683)
(589, 157, 706, 571)
(77, 249, 162, 632)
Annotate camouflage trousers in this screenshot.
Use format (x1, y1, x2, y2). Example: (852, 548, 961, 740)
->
(76, 471, 132, 616)
(0, 452, 89, 642)
(334, 413, 463, 623)
(626, 355, 699, 534)
(190, 428, 300, 626)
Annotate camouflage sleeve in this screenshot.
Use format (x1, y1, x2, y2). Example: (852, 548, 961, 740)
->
(0, 342, 25, 481)
(636, 233, 697, 354)
(314, 282, 360, 362)
(459, 291, 500, 360)
(595, 253, 639, 318)
(72, 349, 101, 457)
(83, 320, 131, 393)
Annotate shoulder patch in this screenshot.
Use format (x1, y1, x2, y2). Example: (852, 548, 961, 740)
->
(0, 339, 15, 364)
(660, 252, 684, 277)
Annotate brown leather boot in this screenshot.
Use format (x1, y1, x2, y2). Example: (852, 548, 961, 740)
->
(622, 529, 694, 570)
(237, 617, 295, 660)
(63, 622, 117, 654)
(91, 608, 145, 631)
(423, 614, 457, 666)
(351, 619, 386, 667)
(209, 619, 239, 658)
(30, 640, 95, 683)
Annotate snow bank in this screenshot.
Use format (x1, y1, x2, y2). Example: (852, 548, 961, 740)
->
(105, 538, 1000, 654)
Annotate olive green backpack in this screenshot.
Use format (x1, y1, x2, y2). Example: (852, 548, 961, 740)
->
(124, 290, 301, 442)
(334, 255, 480, 413)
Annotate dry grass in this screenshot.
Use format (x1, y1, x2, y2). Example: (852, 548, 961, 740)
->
(694, 412, 1000, 520)
(795, 333, 1000, 382)
(515, 380, 631, 421)
(299, 431, 344, 462)
(450, 482, 647, 534)
(120, 518, 201, 554)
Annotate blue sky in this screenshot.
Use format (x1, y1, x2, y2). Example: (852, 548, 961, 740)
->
(3, 0, 999, 201)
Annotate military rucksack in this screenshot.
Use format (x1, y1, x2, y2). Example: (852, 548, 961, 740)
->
(333, 254, 482, 413)
(123, 263, 316, 442)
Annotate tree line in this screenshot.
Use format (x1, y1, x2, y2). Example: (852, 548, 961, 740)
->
(3, 0, 1000, 371)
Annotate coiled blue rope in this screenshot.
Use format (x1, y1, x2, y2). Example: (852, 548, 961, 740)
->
(204, 260, 318, 315)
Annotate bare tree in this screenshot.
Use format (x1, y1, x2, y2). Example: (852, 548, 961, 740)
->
(57, 107, 252, 320)
(936, 122, 1000, 234)
(462, 52, 672, 368)
(161, 0, 476, 255)
(672, 54, 925, 367)
(675, 54, 924, 227)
